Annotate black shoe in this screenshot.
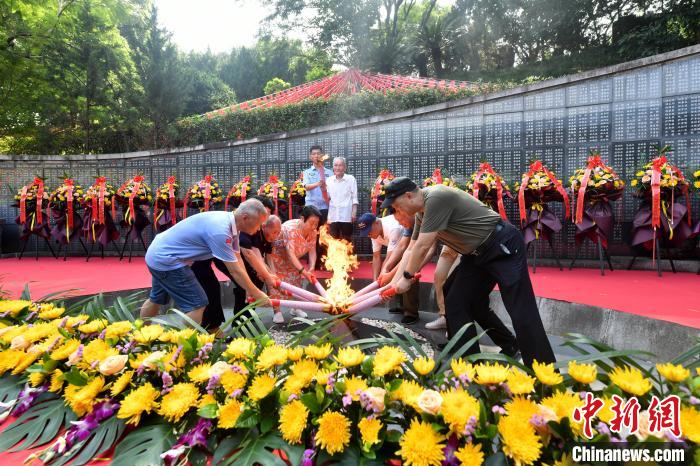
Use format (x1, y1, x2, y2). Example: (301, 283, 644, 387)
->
(388, 307, 403, 314)
(500, 346, 521, 360)
(400, 315, 419, 325)
(436, 342, 448, 351)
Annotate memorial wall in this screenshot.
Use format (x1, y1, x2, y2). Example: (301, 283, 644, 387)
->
(1, 46, 699, 258)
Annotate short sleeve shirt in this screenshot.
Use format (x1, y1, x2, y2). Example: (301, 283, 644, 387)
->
(371, 215, 403, 253)
(303, 165, 331, 210)
(411, 185, 500, 254)
(146, 211, 239, 271)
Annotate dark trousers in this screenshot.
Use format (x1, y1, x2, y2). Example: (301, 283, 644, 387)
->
(392, 280, 419, 317)
(191, 259, 229, 330)
(329, 222, 353, 242)
(314, 208, 329, 268)
(443, 222, 555, 366)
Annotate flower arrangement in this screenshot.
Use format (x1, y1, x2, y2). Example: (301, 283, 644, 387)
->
(81, 177, 120, 245)
(0, 297, 697, 466)
(186, 175, 223, 214)
(116, 175, 153, 225)
(468, 162, 510, 220)
(82, 177, 117, 210)
(514, 161, 570, 244)
(13, 177, 50, 228)
(257, 174, 288, 215)
(694, 169, 700, 190)
(288, 173, 306, 220)
(423, 168, 457, 188)
(628, 147, 692, 254)
(630, 146, 689, 198)
(224, 175, 253, 212)
(370, 169, 395, 215)
(48, 178, 84, 244)
(154, 176, 181, 230)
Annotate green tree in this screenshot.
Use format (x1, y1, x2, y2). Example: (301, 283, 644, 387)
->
(263, 77, 292, 95)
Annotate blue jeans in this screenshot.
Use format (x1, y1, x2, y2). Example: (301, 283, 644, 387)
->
(148, 266, 208, 312)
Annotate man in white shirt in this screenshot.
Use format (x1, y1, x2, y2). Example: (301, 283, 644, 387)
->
(326, 156, 358, 242)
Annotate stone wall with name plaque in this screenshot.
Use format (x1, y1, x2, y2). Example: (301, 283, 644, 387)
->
(2, 46, 699, 259)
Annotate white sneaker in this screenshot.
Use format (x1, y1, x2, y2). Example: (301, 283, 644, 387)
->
(273, 312, 285, 324)
(290, 308, 308, 318)
(425, 316, 447, 330)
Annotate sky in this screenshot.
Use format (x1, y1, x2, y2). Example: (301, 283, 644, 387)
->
(155, 0, 456, 54)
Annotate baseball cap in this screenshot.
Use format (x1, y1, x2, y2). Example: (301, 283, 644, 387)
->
(356, 213, 377, 237)
(380, 176, 418, 209)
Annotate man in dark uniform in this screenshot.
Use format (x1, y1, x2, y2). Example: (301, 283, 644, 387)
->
(385, 177, 555, 366)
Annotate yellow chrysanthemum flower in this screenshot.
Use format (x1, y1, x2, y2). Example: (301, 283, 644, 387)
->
(188, 363, 213, 384)
(541, 391, 583, 428)
(305, 343, 333, 360)
(314, 368, 334, 385)
(255, 344, 288, 370)
(358, 417, 382, 446)
(218, 398, 243, 429)
(82, 339, 119, 368)
(567, 361, 597, 385)
(680, 406, 700, 443)
(49, 369, 64, 393)
(37, 306, 65, 320)
(656, 363, 690, 383)
(396, 419, 445, 466)
(247, 374, 277, 402)
(0, 300, 31, 317)
(220, 370, 248, 395)
(117, 383, 160, 426)
(77, 319, 108, 334)
(284, 359, 318, 394)
(158, 383, 200, 422)
(372, 346, 406, 377)
(199, 393, 216, 408)
(13, 351, 41, 375)
(132, 325, 163, 344)
(392, 379, 423, 410)
(499, 415, 542, 465)
(334, 346, 365, 367)
(474, 362, 509, 385)
(413, 357, 435, 376)
(286, 346, 305, 362)
(343, 376, 369, 401)
(440, 388, 480, 435)
(608, 366, 652, 396)
(0, 349, 24, 375)
(104, 321, 133, 339)
(279, 399, 308, 444)
(110, 370, 134, 397)
(28, 371, 45, 387)
(505, 396, 539, 424)
(315, 411, 351, 455)
(450, 358, 475, 379)
(50, 339, 81, 361)
(64, 376, 105, 417)
(506, 369, 536, 395)
(532, 361, 563, 386)
(454, 443, 484, 466)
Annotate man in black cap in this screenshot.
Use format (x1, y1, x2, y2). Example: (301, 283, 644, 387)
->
(383, 176, 555, 366)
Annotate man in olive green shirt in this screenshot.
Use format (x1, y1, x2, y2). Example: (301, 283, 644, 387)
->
(385, 177, 555, 366)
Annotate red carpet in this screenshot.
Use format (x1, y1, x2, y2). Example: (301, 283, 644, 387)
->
(2, 257, 699, 328)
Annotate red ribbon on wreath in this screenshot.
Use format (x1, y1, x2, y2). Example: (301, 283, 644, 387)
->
(371, 170, 393, 215)
(472, 162, 507, 220)
(650, 156, 665, 230)
(154, 176, 178, 227)
(19, 185, 28, 225)
(22, 177, 46, 225)
(574, 154, 617, 224)
(203, 175, 212, 212)
(270, 175, 280, 215)
(127, 175, 143, 223)
(64, 178, 74, 232)
(431, 168, 443, 185)
(518, 161, 570, 225)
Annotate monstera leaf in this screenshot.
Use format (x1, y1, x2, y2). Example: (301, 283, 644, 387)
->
(0, 374, 22, 406)
(217, 432, 304, 466)
(111, 421, 175, 466)
(50, 415, 126, 466)
(0, 395, 76, 452)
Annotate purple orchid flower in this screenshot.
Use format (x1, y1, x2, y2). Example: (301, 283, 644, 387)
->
(12, 383, 48, 416)
(441, 434, 460, 466)
(301, 448, 315, 466)
(161, 418, 213, 465)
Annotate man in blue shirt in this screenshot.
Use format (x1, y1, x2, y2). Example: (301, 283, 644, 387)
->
(303, 144, 331, 267)
(140, 199, 270, 324)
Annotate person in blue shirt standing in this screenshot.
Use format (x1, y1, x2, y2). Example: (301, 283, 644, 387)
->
(303, 145, 331, 267)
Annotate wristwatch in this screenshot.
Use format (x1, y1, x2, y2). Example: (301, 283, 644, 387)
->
(403, 271, 415, 280)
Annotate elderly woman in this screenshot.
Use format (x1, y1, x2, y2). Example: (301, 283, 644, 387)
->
(267, 205, 323, 323)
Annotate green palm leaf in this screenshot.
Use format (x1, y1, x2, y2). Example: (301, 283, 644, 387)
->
(0, 396, 76, 452)
(110, 421, 175, 466)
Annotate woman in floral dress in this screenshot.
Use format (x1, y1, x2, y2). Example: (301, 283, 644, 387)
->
(267, 205, 322, 323)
